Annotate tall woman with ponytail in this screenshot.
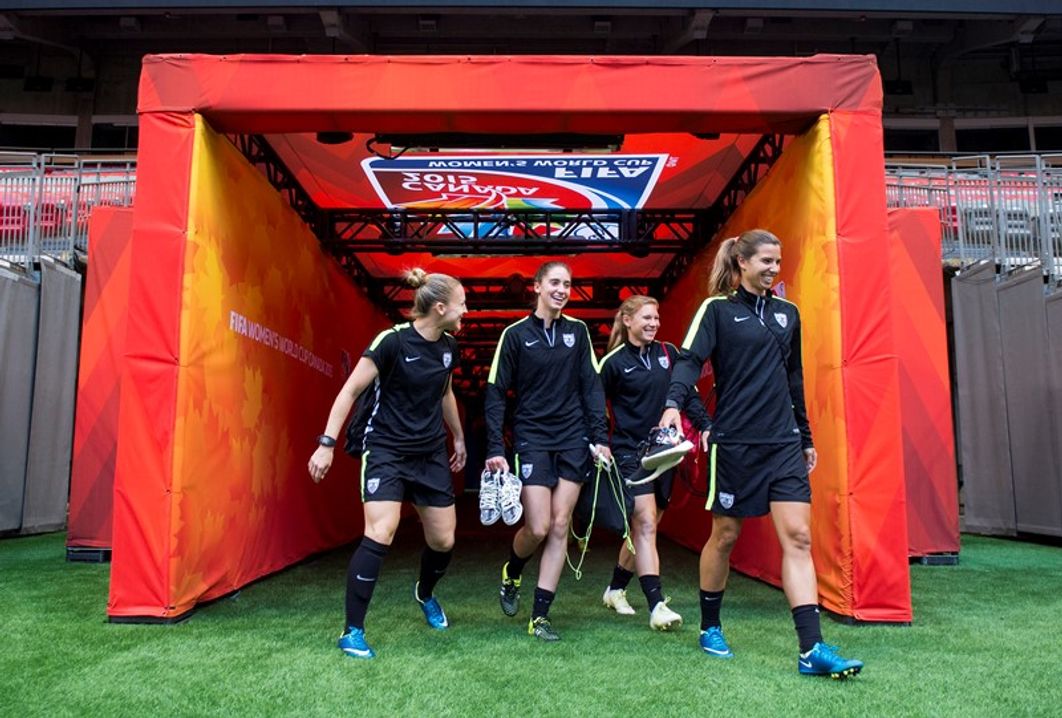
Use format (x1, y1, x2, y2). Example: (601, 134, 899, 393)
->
(597, 295, 711, 631)
(308, 268, 467, 659)
(660, 229, 864, 678)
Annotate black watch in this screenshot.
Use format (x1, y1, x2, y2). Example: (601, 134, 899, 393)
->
(316, 434, 337, 448)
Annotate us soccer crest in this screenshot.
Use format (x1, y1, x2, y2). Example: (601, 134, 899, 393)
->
(658, 354, 670, 369)
(718, 492, 735, 509)
(774, 313, 788, 329)
(562, 333, 575, 348)
(442, 351, 452, 368)
(521, 464, 534, 479)
(366, 478, 381, 495)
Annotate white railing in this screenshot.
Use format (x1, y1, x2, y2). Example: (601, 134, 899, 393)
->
(0, 152, 136, 273)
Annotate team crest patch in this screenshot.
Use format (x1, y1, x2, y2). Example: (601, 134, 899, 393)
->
(658, 354, 670, 369)
(719, 492, 735, 510)
(774, 313, 788, 329)
(366, 478, 381, 495)
(562, 333, 575, 348)
(521, 464, 534, 479)
(442, 351, 452, 368)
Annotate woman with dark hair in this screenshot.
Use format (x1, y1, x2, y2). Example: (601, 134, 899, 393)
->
(308, 268, 467, 659)
(661, 229, 863, 678)
(597, 295, 711, 631)
(485, 260, 611, 642)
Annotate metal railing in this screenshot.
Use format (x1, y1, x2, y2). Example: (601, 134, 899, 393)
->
(0, 152, 136, 273)
(886, 153, 1062, 285)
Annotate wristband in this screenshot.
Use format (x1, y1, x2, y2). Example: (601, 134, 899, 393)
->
(664, 399, 680, 410)
(316, 434, 337, 448)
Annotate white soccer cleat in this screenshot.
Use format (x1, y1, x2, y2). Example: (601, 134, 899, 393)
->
(640, 427, 694, 472)
(498, 470, 524, 526)
(649, 599, 683, 631)
(479, 469, 502, 526)
(602, 587, 637, 615)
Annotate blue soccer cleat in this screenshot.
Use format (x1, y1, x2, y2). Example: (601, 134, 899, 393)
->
(798, 642, 863, 679)
(699, 626, 734, 659)
(337, 627, 375, 659)
(414, 582, 450, 630)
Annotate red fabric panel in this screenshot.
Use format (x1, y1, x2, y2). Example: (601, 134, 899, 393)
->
(67, 207, 134, 549)
(139, 55, 881, 135)
(831, 112, 912, 622)
(109, 112, 196, 618)
(888, 208, 960, 556)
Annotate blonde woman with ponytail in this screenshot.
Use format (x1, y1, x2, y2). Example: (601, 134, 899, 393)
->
(660, 229, 863, 678)
(308, 268, 467, 659)
(597, 296, 711, 631)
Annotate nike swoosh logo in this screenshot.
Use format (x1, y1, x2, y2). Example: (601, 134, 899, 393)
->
(404, 355, 421, 362)
(799, 659, 813, 668)
(355, 575, 377, 582)
(703, 646, 730, 656)
(734, 316, 750, 323)
(524, 340, 539, 346)
(624, 366, 637, 373)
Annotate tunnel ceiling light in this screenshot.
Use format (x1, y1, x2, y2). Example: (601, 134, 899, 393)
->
(372, 132, 624, 153)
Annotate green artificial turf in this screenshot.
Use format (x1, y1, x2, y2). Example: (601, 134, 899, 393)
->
(2, 514, 1061, 717)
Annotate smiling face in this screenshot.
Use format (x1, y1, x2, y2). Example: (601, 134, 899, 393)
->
(738, 243, 782, 295)
(534, 265, 572, 316)
(623, 302, 660, 346)
(436, 283, 467, 332)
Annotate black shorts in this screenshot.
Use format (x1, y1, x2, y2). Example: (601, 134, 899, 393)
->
(616, 452, 674, 511)
(360, 444, 454, 507)
(514, 447, 592, 488)
(708, 442, 810, 518)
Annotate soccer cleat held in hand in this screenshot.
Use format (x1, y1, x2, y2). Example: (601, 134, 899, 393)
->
(479, 469, 502, 526)
(640, 426, 694, 473)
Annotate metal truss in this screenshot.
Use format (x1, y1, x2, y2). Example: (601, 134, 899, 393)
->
(655, 134, 786, 295)
(379, 276, 653, 312)
(325, 209, 703, 256)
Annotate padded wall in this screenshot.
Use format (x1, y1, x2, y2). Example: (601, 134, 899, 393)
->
(108, 116, 390, 619)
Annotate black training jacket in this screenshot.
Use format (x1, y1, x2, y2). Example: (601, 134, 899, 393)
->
(667, 285, 813, 448)
(599, 340, 711, 454)
(362, 323, 458, 454)
(485, 313, 608, 457)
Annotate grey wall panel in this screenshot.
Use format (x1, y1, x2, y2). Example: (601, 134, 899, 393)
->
(1042, 291, 1062, 536)
(0, 269, 40, 533)
(22, 259, 83, 534)
(997, 270, 1062, 537)
(951, 262, 1015, 534)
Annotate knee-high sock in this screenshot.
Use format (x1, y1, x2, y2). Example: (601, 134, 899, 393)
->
(416, 546, 453, 600)
(345, 537, 389, 630)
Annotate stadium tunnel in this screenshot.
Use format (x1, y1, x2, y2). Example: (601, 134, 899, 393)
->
(76, 54, 939, 624)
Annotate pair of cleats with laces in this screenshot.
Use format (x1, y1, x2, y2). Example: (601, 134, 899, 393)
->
(479, 468, 523, 526)
(602, 587, 683, 631)
(337, 581, 448, 659)
(627, 427, 695, 486)
(698, 626, 864, 678)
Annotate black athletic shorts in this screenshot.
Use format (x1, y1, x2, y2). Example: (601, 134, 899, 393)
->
(514, 447, 592, 488)
(616, 452, 674, 511)
(360, 444, 454, 507)
(708, 441, 810, 518)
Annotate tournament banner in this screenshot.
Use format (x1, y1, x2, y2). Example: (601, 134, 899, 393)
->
(362, 153, 667, 238)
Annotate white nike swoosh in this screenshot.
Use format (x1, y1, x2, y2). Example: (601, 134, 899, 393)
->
(799, 659, 813, 668)
(404, 356, 421, 362)
(623, 366, 637, 373)
(734, 316, 750, 323)
(524, 340, 539, 346)
(703, 646, 730, 656)
(355, 575, 377, 582)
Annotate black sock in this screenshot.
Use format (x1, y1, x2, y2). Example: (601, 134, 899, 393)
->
(416, 546, 453, 601)
(609, 564, 635, 591)
(531, 588, 556, 619)
(345, 537, 389, 631)
(639, 574, 664, 611)
(699, 589, 725, 630)
(792, 604, 823, 654)
(507, 546, 531, 580)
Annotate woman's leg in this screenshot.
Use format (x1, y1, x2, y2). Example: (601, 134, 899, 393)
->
(769, 501, 822, 653)
(499, 485, 552, 616)
(344, 500, 403, 634)
(414, 504, 457, 601)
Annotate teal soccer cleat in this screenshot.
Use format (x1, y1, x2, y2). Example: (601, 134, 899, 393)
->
(798, 642, 863, 679)
(337, 627, 375, 659)
(414, 582, 450, 630)
(699, 626, 734, 659)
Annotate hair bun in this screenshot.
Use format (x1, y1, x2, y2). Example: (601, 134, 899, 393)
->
(405, 268, 428, 289)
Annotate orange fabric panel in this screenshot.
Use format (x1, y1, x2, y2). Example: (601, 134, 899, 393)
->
(68, 206, 134, 549)
(109, 112, 196, 618)
(138, 54, 881, 135)
(888, 208, 959, 556)
(831, 112, 911, 622)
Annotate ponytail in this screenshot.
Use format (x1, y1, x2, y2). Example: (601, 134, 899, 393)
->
(706, 229, 782, 296)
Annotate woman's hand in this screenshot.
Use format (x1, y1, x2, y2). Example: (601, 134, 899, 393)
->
(804, 447, 818, 474)
(486, 455, 509, 474)
(450, 438, 467, 472)
(700, 429, 711, 452)
(591, 443, 613, 468)
(659, 407, 682, 434)
(308, 446, 335, 483)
